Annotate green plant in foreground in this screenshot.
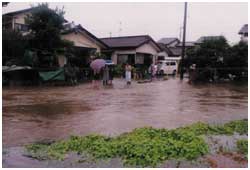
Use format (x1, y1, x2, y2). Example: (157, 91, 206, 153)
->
(25, 119, 248, 167)
(176, 119, 248, 136)
(237, 139, 248, 157)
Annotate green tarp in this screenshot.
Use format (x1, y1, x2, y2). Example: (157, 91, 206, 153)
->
(39, 68, 65, 81)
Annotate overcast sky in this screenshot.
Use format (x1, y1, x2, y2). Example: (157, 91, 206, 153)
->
(3, 2, 248, 44)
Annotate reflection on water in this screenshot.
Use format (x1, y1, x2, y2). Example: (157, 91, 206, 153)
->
(3, 78, 248, 147)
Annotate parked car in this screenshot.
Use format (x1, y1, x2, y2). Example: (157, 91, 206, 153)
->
(157, 60, 178, 75)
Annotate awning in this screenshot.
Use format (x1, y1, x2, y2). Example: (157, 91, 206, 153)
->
(3, 65, 32, 73)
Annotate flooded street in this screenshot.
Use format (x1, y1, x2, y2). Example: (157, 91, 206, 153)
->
(3, 78, 248, 147)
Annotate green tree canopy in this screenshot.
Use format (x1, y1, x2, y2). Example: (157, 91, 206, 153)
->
(186, 36, 230, 68)
(25, 3, 72, 52)
(2, 29, 28, 65)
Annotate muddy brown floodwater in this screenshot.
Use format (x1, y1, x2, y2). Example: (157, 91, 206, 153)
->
(3, 78, 248, 147)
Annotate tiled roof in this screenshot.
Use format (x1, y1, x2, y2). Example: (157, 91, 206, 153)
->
(176, 41, 195, 47)
(168, 47, 182, 56)
(101, 35, 160, 50)
(157, 37, 179, 45)
(62, 24, 108, 49)
(157, 43, 172, 55)
(3, 7, 34, 16)
(239, 24, 248, 34)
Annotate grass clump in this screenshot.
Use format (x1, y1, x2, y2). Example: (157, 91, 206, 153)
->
(236, 139, 248, 157)
(25, 119, 248, 167)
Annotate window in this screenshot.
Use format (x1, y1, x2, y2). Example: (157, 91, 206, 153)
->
(117, 54, 128, 64)
(157, 56, 165, 61)
(14, 23, 29, 32)
(170, 62, 176, 66)
(135, 55, 144, 64)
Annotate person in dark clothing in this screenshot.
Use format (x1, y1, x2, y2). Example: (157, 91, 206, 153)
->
(108, 65, 114, 85)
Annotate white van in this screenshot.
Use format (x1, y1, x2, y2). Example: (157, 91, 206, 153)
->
(157, 60, 178, 75)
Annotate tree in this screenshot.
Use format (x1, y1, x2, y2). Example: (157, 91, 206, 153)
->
(25, 3, 72, 52)
(185, 36, 230, 81)
(25, 3, 73, 68)
(2, 29, 28, 65)
(186, 36, 229, 68)
(186, 37, 248, 82)
(224, 42, 248, 80)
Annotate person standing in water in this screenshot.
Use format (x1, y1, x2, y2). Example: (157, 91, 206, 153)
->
(103, 65, 109, 86)
(125, 63, 132, 85)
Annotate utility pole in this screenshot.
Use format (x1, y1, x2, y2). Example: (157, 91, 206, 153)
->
(180, 2, 188, 80)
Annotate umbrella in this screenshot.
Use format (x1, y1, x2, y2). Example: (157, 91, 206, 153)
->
(105, 60, 114, 65)
(90, 59, 106, 73)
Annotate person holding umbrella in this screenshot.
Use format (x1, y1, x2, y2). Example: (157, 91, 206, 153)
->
(103, 64, 109, 86)
(90, 58, 106, 88)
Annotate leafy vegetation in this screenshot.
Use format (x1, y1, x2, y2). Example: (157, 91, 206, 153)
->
(25, 3, 71, 51)
(176, 119, 248, 136)
(2, 30, 29, 66)
(25, 119, 247, 167)
(185, 37, 248, 82)
(113, 64, 124, 77)
(236, 139, 248, 157)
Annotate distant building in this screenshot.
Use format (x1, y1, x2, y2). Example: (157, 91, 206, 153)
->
(158, 37, 180, 47)
(176, 41, 195, 48)
(157, 37, 195, 58)
(239, 24, 248, 43)
(157, 37, 195, 74)
(101, 35, 161, 66)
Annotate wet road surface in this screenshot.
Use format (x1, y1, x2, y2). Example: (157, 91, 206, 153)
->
(3, 78, 248, 147)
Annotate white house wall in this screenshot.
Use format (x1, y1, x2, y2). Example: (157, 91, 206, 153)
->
(135, 42, 159, 55)
(12, 12, 30, 27)
(111, 42, 161, 64)
(157, 51, 168, 59)
(61, 32, 101, 52)
(136, 42, 160, 64)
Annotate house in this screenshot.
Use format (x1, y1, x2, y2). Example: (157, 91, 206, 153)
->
(176, 41, 195, 48)
(157, 43, 171, 60)
(157, 38, 195, 73)
(3, 7, 108, 68)
(101, 35, 161, 67)
(157, 37, 180, 47)
(60, 23, 108, 67)
(3, 8, 33, 33)
(239, 24, 248, 43)
(157, 37, 182, 67)
(3, 7, 69, 33)
(157, 37, 182, 63)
